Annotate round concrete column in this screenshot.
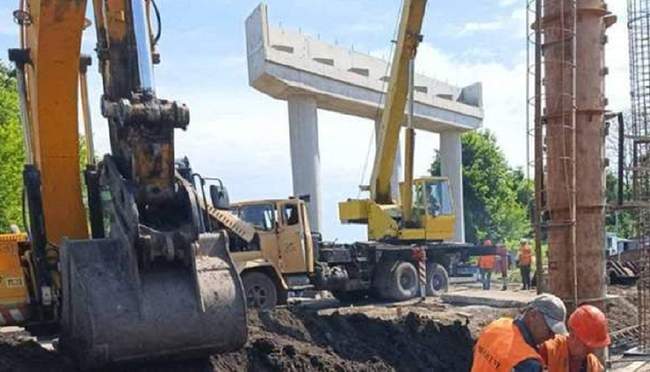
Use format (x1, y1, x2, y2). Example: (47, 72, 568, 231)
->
(374, 119, 402, 201)
(440, 131, 465, 242)
(288, 95, 322, 233)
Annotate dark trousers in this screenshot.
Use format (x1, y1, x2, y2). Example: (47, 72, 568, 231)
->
(520, 265, 531, 290)
(480, 269, 492, 290)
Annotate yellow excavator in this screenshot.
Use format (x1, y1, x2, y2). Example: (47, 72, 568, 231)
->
(338, 0, 456, 242)
(2, 0, 246, 368)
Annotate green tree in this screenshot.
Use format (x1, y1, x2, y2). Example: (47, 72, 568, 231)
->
(431, 130, 531, 244)
(0, 62, 25, 232)
(605, 171, 634, 238)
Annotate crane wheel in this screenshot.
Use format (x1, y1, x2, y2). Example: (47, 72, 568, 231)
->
(426, 263, 449, 296)
(384, 261, 419, 301)
(242, 271, 278, 310)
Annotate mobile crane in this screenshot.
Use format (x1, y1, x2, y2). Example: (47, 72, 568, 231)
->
(1, 0, 246, 368)
(202, 0, 493, 309)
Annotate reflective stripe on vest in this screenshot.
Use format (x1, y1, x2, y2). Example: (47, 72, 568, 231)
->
(542, 335, 604, 372)
(471, 318, 543, 372)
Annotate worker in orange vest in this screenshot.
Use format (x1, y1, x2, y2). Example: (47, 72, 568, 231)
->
(478, 240, 496, 290)
(472, 293, 568, 372)
(540, 304, 610, 372)
(517, 239, 533, 290)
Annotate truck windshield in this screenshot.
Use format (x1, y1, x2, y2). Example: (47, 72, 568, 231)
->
(236, 204, 276, 231)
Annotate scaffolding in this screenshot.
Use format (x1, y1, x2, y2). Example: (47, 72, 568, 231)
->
(629, 0, 650, 351)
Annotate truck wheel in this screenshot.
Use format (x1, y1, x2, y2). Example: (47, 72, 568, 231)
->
(426, 263, 449, 296)
(242, 272, 277, 310)
(384, 261, 419, 301)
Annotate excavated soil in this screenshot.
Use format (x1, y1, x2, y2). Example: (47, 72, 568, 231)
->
(213, 308, 473, 371)
(0, 307, 474, 372)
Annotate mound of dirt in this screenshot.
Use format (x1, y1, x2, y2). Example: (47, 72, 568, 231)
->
(0, 308, 474, 372)
(213, 308, 474, 372)
(0, 333, 74, 372)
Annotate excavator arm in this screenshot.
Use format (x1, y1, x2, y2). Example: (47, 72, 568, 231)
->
(8, 0, 246, 367)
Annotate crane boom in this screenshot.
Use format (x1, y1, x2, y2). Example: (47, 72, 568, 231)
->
(370, 0, 426, 204)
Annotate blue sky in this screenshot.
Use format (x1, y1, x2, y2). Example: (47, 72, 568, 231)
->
(0, 1, 629, 243)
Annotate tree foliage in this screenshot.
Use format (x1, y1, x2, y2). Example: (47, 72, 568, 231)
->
(0, 62, 25, 232)
(431, 130, 532, 244)
(605, 171, 635, 238)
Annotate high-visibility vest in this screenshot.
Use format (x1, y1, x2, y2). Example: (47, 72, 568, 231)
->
(471, 318, 543, 372)
(478, 255, 496, 269)
(519, 246, 532, 266)
(542, 335, 603, 372)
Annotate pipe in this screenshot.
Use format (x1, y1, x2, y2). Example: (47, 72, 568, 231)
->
(79, 55, 95, 165)
(130, 0, 155, 92)
(533, 0, 544, 294)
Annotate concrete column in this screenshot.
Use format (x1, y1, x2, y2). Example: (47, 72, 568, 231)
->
(374, 120, 402, 201)
(288, 95, 322, 233)
(440, 131, 465, 242)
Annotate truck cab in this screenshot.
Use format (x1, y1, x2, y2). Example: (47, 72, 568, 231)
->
(228, 198, 315, 309)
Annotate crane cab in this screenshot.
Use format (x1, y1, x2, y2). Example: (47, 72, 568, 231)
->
(405, 177, 456, 241)
(339, 177, 456, 243)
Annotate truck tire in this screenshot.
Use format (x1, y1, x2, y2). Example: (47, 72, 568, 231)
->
(384, 261, 419, 301)
(242, 271, 277, 310)
(426, 263, 449, 296)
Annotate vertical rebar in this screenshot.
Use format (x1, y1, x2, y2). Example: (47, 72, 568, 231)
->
(628, 0, 650, 351)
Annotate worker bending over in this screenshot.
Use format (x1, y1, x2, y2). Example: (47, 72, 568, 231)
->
(472, 294, 568, 372)
(540, 304, 610, 372)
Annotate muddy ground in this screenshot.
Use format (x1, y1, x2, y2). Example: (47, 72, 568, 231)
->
(0, 285, 638, 372)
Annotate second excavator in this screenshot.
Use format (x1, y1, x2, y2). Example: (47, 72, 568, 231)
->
(3, 0, 246, 368)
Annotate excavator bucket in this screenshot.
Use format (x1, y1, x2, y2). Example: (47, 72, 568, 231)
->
(58, 232, 247, 368)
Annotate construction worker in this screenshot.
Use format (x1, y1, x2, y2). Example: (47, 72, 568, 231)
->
(496, 243, 509, 291)
(472, 293, 568, 372)
(518, 239, 533, 290)
(478, 240, 496, 290)
(540, 305, 610, 372)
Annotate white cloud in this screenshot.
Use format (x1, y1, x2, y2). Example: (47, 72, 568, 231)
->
(604, 1, 630, 112)
(460, 20, 505, 35)
(415, 43, 528, 169)
(499, 0, 519, 7)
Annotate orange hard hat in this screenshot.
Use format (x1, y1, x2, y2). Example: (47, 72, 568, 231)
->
(568, 305, 610, 349)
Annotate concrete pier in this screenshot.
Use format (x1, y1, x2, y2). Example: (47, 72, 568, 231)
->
(288, 95, 322, 232)
(440, 131, 465, 242)
(246, 3, 483, 239)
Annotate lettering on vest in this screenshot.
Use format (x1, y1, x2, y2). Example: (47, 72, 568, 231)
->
(477, 344, 502, 369)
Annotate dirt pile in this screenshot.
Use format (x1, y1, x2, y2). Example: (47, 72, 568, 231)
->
(213, 308, 474, 371)
(0, 307, 474, 372)
(0, 332, 74, 372)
